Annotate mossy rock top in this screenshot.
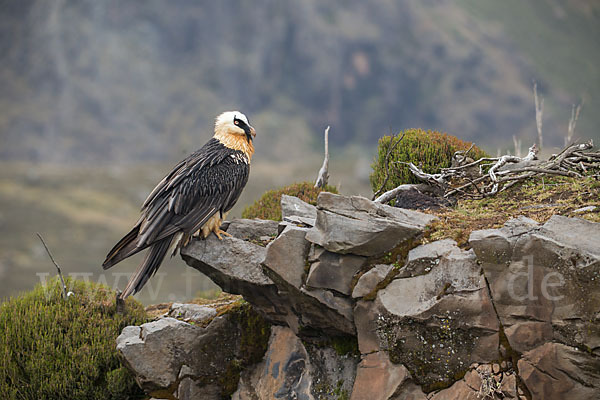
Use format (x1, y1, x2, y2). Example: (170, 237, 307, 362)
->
(242, 181, 338, 221)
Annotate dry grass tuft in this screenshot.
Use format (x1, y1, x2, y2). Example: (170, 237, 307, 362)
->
(424, 176, 600, 247)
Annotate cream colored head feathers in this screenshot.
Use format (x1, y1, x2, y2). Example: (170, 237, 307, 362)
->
(213, 111, 256, 161)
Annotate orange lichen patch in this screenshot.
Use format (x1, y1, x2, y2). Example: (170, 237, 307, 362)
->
(144, 293, 243, 320)
(424, 176, 600, 247)
(190, 292, 242, 307)
(145, 302, 173, 319)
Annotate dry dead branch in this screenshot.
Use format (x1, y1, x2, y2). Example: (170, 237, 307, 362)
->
(487, 144, 538, 195)
(314, 126, 330, 189)
(394, 161, 448, 187)
(374, 183, 430, 204)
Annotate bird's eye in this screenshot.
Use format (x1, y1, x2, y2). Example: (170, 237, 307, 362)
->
(234, 120, 239, 125)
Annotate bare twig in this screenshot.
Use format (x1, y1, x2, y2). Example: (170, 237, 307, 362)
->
(463, 176, 483, 195)
(488, 155, 522, 194)
(372, 132, 405, 199)
(315, 126, 330, 189)
(36, 232, 68, 299)
(452, 143, 475, 164)
(488, 144, 538, 194)
(533, 82, 544, 150)
(444, 174, 490, 198)
(500, 168, 580, 179)
(441, 157, 499, 172)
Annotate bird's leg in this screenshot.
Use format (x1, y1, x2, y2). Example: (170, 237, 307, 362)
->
(212, 228, 232, 240)
(211, 218, 232, 240)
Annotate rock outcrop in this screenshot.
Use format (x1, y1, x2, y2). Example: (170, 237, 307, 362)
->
(359, 244, 500, 392)
(117, 301, 271, 400)
(117, 193, 600, 399)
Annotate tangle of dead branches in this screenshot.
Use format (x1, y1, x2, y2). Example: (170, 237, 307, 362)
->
(375, 141, 599, 203)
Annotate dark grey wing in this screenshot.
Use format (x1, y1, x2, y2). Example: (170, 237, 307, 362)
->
(103, 139, 249, 269)
(148, 158, 250, 242)
(137, 150, 250, 245)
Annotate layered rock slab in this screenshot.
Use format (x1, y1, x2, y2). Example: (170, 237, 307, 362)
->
(168, 303, 216, 323)
(306, 193, 437, 256)
(518, 342, 600, 400)
(281, 194, 318, 220)
(224, 218, 279, 241)
(180, 234, 289, 326)
(233, 326, 314, 400)
(117, 304, 270, 400)
(350, 351, 413, 400)
(470, 215, 600, 354)
(352, 264, 394, 299)
(183, 217, 356, 336)
(306, 246, 367, 295)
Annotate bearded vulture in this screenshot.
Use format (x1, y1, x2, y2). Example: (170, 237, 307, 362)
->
(102, 111, 256, 299)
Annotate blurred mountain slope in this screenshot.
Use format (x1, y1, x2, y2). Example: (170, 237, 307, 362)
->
(0, 0, 598, 164)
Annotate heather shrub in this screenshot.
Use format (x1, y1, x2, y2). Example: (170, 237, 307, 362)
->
(370, 129, 488, 193)
(0, 278, 147, 399)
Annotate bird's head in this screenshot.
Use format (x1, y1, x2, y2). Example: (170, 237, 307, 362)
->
(214, 111, 256, 143)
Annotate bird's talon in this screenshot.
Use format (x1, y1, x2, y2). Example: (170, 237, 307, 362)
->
(213, 229, 231, 240)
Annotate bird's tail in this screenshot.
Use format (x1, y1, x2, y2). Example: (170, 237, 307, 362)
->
(119, 236, 173, 299)
(103, 225, 143, 270)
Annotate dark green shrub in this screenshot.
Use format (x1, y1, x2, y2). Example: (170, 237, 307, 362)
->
(0, 278, 147, 400)
(370, 129, 488, 194)
(242, 181, 338, 221)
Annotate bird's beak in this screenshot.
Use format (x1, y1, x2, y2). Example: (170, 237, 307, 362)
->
(249, 125, 256, 138)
